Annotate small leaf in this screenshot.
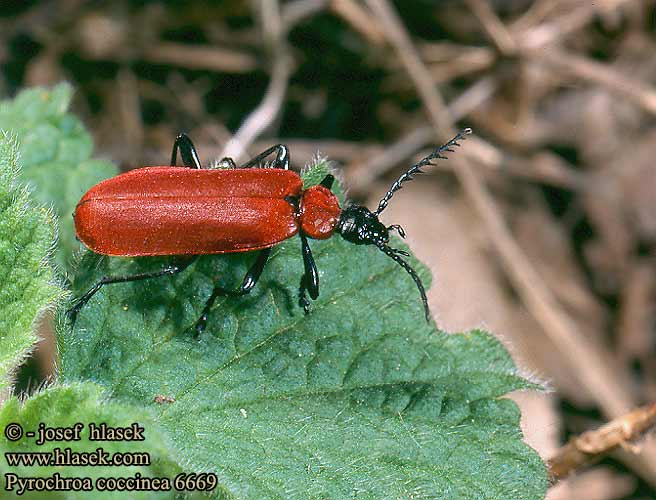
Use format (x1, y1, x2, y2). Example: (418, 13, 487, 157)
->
(0, 84, 118, 270)
(0, 382, 186, 499)
(0, 133, 64, 398)
(61, 161, 547, 499)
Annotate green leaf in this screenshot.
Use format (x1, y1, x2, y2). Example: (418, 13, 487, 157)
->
(0, 382, 185, 499)
(61, 162, 547, 499)
(0, 133, 64, 398)
(0, 84, 118, 270)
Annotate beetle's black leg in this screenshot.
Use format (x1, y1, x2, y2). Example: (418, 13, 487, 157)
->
(281, 195, 319, 314)
(241, 144, 289, 170)
(66, 257, 198, 324)
(298, 231, 319, 314)
(193, 248, 272, 335)
(319, 174, 335, 190)
(171, 133, 203, 169)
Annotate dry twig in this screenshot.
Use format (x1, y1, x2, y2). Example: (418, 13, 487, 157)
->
(464, 0, 516, 55)
(535, 48, 656, 116)
(548, 403, 656, 484)
(143, 42, 258, 74)
(331, 0, 385, 45)
(221, 0, 291, 162)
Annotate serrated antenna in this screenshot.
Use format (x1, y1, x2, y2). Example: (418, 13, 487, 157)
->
(375, 128, 472, 216)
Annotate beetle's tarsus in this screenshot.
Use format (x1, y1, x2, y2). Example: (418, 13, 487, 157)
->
(192, 313, 208, 337)
(298, 272, 312, 314)
(66, 293, 93, 323)
(299, 292, 311, 315)
(65, 302, 83, 324)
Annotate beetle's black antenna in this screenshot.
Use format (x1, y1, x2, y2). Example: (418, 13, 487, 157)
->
(374, 128, 472, 216)
(375, 241, 430, 322)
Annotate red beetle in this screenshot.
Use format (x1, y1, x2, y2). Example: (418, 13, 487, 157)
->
(68, 130, 470, 333)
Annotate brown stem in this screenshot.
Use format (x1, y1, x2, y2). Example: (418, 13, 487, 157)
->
(548, 403, 656, 484)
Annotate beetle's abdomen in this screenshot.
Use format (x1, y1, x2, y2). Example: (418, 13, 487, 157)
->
(299, 185, 341, 239)
(74, 167, 303, 256)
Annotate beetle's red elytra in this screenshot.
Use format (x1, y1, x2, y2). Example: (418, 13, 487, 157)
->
(68, 130, 471, 334)
(76, 168, 320, 255)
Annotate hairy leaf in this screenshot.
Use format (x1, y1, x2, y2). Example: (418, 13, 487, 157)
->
(0, 133, 64, 398)
(0, 84, 118, 270)
(61, 162, 547, 499)
(0, 382, 185, 499)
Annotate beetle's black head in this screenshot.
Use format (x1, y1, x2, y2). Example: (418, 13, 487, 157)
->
(336, 204, 389, 246)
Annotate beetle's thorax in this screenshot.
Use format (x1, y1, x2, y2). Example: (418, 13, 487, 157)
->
(299, 185, 342, 240)
(336, 204, 389, 246)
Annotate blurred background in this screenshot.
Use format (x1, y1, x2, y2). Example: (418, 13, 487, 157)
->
(1, 1, 655, 498)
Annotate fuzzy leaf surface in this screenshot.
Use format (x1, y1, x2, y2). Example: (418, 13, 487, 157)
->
(0, 133, 64, 397)
(61, 162, 547, 499)
(0, 84, 117, 269)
